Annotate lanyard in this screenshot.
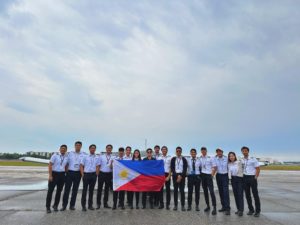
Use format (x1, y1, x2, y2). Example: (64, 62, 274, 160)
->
(201, 156, 207, 169)
(176, 157, 182, 170)
(60, 155, 65, 166)
(106, 154, 111, 164)
(192, 158, 196, 171)
(90, 155, 95, 166)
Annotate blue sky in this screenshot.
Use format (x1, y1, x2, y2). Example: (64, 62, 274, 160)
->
(0, 0, 299, 160)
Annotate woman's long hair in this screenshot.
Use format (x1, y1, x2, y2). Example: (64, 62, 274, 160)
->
(132, 149, 141, 161)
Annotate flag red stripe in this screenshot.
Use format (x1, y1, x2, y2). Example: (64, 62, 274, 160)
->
(116, 174, 165, 192)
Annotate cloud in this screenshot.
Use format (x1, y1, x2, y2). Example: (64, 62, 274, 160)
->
(0, 0, 299, 159)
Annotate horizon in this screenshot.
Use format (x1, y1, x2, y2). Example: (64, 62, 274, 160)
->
(0, 1, 299, 162)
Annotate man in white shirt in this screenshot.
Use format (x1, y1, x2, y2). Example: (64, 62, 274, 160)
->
(187, 148, 201, 211)
(61, 141, 86, 211)
(158, 146, 172, 209)
(46, 145, 68, 213)
(153, 145, 161, 207)
(214, 148, 230, 215)
(124, 146, 132, 207)
(241, 146, 261, 217)
(97, 144, 115, 209)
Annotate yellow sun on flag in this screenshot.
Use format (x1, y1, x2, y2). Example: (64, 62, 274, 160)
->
(119, 169, 129, 180)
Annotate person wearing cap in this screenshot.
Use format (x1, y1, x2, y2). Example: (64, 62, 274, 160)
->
(228, 151, 244, 216)
(170, 146, 188, 211)
(112, 147, 126, 210)
(97, 144, 115, 209)
(46, 144, 68, 213)
(200, 147, 217, 215)
(123, 146, 132, 208)
(214, 148, 231, 215)
(241, 146, 261, 217)
(142, 148, 156, 209)
(61, 141, 86, 211)
(187, 148, 201, 211)
(158, 146, 172, 210)
(80, 144, 100, 211)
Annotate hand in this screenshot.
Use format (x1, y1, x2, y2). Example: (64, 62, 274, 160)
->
(165, 177, 170, 182)
(255, 175, 258, 180)
(176, 175, 182, 183)
(48, 175, 53, 182)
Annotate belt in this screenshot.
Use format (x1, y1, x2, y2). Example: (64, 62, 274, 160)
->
(84, 172, 96, 174)
(68, 170, 80, 172)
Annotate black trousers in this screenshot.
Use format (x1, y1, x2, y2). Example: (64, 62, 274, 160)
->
(172, 174, 185, 207)
(46, 172, 65, 208)
(113, 191, 125, 207)
(142, 192, 154, 207)
(159, 173, 171, 206)
(201, 173, 216, 207)
(243, 175, 261, 213)
(81, 172, 97, 208)
(231, 176, 244, 212)
(188, 175, 201, 206)
(216, 173, 230, 210)
(128, 192, 140, 206)
(97, 172, 112, 206)
(62, 170, 81, 208)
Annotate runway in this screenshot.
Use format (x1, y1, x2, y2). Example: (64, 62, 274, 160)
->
(0, 166, 299, 225)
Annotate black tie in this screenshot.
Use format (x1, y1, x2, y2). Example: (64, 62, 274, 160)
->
(192, 159, 195, 172)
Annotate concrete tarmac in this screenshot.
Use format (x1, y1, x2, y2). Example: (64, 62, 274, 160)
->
(0, 167, 299, 225)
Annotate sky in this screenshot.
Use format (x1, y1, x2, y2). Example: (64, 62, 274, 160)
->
(0, 0, 299, 161)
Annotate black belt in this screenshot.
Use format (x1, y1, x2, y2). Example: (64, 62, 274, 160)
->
(84, 172, 96, 174)
(68, 170, 80, 173)
(52, 171, 65, 173)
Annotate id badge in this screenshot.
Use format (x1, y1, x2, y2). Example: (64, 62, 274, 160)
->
(60, 166, 64, 171)
(74, 164, 79, 169)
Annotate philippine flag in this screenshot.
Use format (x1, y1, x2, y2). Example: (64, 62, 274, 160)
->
(113, 160, 165, 192)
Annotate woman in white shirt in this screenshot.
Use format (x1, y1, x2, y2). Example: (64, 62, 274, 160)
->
(228, 152, 244, 216)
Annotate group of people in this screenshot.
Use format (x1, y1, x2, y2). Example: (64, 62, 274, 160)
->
(46, 142, 261, 218)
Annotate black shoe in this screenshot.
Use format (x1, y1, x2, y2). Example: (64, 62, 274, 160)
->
(104, 204, 111, 209)
(158, 205, 164, 209)
(142, 205, 146, 209)
(181, 206, 186, 211)
(254, 212, 260, 217)
(46, 208, 51, 213)
(218, 208, 225, 212)
(112, 205, 116, 210)
(247, 210, 254, 215)
(118, 204, 121, 208)
(121, 206, 125, 210)
(238, 211, 243, 217)
(60, 206, 66, 211)
(82, 207, 87, 212)
(204, 206, 210, 212)
(187, 206, 191, 211)
(196, 206, 200, 211)
(69, 206, 75, 210)
(212, 207, 217, 215)
(96, 204, 100, 210)
(166, 205, 170, 210)
(136, 206, 139, 209)
(130, 205, 134, 209)
(52, 206, 58, 212)
(173, 206, 178, 211)
(235, 211, 239, 214)
(88, 206, 95, 210)
(150, 204, 154, 209)
(225, 210, 230, 215)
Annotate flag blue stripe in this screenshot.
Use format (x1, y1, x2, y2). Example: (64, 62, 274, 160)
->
(118, 160, 164, 176)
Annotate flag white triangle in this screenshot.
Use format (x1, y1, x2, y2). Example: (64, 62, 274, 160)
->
(113, 160, 140, 190)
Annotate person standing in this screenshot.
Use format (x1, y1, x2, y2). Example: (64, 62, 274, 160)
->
(46, 145, 68, 213)
(170, 146, 187, 211)
(241, 146, 261, 217)
(97, 144, 115, 209)
(228, 151, 244, 216)
(142, 148, 156, 209)
(124, 146, 132, 207)
(215, 148, 230, 215)
(80, 144, 99, 211)
(153, 145, 161, 207)
(130, 149, 142, 209)
(158, 146, 172, 210)
(112, 147, 126, 210)
(200, 147, 217, 215)
(187, 148, 201, 211)
(61, 141, 86, 211)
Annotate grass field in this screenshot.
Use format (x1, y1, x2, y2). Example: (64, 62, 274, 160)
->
(261, 164, 300, 171)
(0, 160, 47, 167)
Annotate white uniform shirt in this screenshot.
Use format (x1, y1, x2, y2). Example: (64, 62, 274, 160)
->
(200, 155, 216, 174)
(175, 156, 184, 173)
(123, 155, 132, 160)
(67, 151, 86, 171)
(228, 160, 243, 178)
(154, 153, 162, 160)
(215, 155, 228, 174)
(187, 157, 201, 175)
(160, 155, 172, 173)
(80, 154, 99, 173)
(241, 156, 259, 175)
(50, 153, 68, 172)
(99, 154, 115, 172)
